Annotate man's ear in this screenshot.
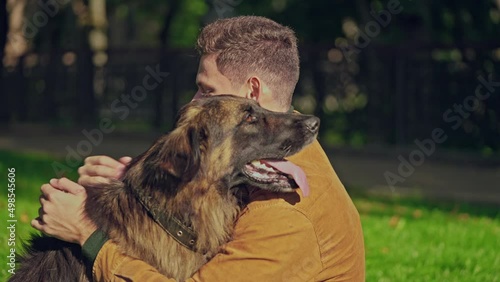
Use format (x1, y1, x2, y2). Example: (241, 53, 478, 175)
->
(245, 76, 262, 102)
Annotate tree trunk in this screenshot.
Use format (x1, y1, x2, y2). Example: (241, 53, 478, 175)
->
(34, 6, 65, 123)
(71, 0, 98, 126)
(354, 0, 385, 142)
(76, 26, 97, 125)
(0, 0, 7, 70)
(154, 0, 181, 129)
(309, 48, 327, 137)
(0, 0, 9, 123)
(3, 0, 27, 67)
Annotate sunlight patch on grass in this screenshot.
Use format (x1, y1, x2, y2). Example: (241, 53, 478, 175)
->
(355, 197, 500, 281)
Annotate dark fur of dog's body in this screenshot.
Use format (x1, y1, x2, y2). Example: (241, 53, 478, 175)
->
(10, 95, 319, 282)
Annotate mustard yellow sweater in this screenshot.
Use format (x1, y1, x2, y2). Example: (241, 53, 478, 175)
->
(83, 140, 365, 281)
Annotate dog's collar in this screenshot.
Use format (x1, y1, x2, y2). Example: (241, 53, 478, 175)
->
(129, 185, 198, 252)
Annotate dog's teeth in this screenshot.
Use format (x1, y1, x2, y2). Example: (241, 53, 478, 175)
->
(254, 172, 265, 178)
(249, 160, 282, 175)
(252, 160, 270, 170)
(251, 160, 263, 167)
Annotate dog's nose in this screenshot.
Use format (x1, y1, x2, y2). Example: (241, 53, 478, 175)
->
(305, 117, 320, 134)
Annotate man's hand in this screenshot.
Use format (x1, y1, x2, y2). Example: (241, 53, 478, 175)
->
(31, 178, 97, 246)
(78, 156, 132, 187)
(31, 155, 131, 246)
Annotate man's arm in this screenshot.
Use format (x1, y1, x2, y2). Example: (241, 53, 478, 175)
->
(89, 201, 321, 282)
(35, 181, 321, 282)
(35, 156, 322, 281)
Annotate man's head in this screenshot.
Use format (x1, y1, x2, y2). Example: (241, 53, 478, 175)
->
(194, 16, 300, 112)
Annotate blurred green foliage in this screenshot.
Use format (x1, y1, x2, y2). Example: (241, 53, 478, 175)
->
(1, 0, 500, 153)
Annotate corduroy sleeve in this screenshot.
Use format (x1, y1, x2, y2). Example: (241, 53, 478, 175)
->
(91, 204, 321, 282)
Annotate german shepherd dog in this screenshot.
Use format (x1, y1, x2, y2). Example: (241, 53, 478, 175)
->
(10, 95, 320, 281)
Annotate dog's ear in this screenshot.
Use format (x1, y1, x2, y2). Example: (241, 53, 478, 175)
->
(134, 104, 206, 188)
(157, 124, 205, 180)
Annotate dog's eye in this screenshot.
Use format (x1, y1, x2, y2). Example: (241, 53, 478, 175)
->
(199, 127, 208, 140)
(244, 113, 258, 124)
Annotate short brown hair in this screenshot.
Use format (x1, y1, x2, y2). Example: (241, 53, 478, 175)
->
(196, 16, 300, 108)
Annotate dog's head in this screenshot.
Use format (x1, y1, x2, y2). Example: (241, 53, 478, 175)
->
(128, 95, 319, 197)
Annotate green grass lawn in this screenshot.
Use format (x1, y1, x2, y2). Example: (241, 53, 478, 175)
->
(355, 196, 499, 281)
(0, 150, 80, 281)
(1, 150, 499, 281)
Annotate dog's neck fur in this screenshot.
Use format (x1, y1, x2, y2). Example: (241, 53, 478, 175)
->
(85, 163, 240, 280)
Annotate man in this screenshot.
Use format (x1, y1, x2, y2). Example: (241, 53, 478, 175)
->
(34, 16, 365, 281)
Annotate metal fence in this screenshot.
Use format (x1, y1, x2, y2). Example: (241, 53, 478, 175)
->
(1, 44, 499, 151)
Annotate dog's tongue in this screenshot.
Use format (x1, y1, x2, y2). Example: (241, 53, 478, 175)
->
(261, 160, 310, 197)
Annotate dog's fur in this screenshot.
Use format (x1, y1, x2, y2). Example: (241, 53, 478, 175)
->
(10, 95, 319, 282)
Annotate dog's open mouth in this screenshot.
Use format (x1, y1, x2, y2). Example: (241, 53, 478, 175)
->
(242, 159, 310, 196)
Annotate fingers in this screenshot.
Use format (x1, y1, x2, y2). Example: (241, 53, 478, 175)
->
(84, 155, 127, 170)
(78, 175, 112, 187)
(51, 178, 85, 194)
(40, 182, 58, 199)
(78, 164, 120, 179)
(37, 206, 43, 217)
(34, 178, 95, 244)
(119, 156, 132, 166)
(33, 198, 48, 233)
(78, 155, 130, 186)
(31, 217, 44, 232)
